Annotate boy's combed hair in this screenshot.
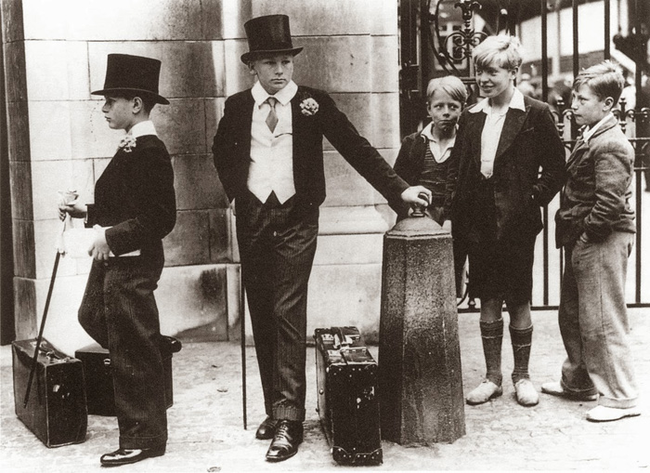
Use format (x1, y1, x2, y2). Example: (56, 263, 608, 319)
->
(113, 92, 157, 113)
(472, 35, 523, 70)
(572, 60, 625, 104)
(426, 75, 468, 105)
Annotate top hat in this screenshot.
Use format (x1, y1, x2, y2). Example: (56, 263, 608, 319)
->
(91, 54, 169, 105)
(241, 15, 303, 64)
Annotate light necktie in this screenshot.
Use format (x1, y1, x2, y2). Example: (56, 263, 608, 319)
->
(265, 97, 278, 133)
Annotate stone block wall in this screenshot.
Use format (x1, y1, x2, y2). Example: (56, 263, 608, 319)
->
(2, 0, 401, 353)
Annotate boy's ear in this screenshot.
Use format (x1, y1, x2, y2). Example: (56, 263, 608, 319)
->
(603, 96, 615, 110)
(132, 96, 143, 114)
(248, 63, 257, 76)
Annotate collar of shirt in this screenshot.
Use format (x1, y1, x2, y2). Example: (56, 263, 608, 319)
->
(420, 122, 456, 163)
(469, 87, 526, 115)
(252, 80, 298, 107)
(130, 120, 157, 138)
(582, 112, 614, 143)
(420, 122, 457, 146)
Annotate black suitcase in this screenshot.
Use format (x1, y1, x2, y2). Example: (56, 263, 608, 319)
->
(12, 339, 87, 447)
(314, 326, 382, 465)
(75, 336, 180, 416)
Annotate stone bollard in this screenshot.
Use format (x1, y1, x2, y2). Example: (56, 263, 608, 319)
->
(378, 213, 465, 445)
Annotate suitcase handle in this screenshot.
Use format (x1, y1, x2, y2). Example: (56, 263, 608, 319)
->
(332, 327, 361, 349)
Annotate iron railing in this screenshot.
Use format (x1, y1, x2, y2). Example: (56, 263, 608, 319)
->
(402, 0, 649, 309)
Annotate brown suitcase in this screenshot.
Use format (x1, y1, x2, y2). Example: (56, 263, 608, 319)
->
(12, 339, 87, 447)
(75, 336, 180, 416)
(314, 326, 382, 465)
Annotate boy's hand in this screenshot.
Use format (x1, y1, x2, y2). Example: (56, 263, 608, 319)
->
(401, 186, 431, 207)
(442, 220, 452, 232)
(89, 225, 111, 261)
(59, 199, 88, 220)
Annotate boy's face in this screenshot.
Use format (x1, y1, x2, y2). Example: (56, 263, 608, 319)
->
(102, 96, 136, 131)
(571, 84, 613, 127)
(427, 89, 462, 134)
(475, 63, 516, 100)
(249, 54, 294, 95)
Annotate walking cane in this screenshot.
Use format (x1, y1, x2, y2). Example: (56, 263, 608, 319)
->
(23, 221, 65, 407)
(240, 268, 247, 430)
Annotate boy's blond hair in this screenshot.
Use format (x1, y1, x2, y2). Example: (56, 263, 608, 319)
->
(472, 35, 523, 70)
(572, 60, 625, 105)
(426, 75, 468, 105)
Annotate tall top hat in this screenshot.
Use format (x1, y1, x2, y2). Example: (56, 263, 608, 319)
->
(91, 54, 169, 105)
(241, 14, 303, 64)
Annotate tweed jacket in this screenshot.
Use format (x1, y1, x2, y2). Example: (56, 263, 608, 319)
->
(212, 85, 409, 213)
(555, 115, 635, 248)
(450, 95, 566, 242)
(86, 135, 176, 257)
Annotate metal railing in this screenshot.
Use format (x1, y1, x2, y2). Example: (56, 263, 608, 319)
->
(402, 0, 649, 309)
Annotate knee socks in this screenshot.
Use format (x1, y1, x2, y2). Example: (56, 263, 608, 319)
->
(510, 325, 533, 383)
(480, 318, 504, 386)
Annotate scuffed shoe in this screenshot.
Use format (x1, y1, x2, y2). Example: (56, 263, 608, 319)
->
(466, 380, 503, 405)
(514, 379, 539, 406)
(586, 405, 641, 422)
(541, 381, 597, 402)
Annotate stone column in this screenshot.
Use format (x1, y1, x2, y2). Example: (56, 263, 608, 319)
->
(379, 215, 465, 445)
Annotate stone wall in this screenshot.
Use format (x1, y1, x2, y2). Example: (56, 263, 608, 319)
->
(2, 0, 401, 354)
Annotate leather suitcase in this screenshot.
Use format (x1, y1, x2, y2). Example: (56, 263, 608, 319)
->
(314, 326, 382, 465)
(12, 339, 87, 447)
(75, 336, 180, 416)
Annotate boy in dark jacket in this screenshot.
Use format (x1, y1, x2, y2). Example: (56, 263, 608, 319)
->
(59, 54, 176, 466)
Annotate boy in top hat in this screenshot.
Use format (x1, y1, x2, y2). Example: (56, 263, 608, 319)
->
(544, 61, 640, 422)
(59, 53, 176, 466)
(212, 14, 431, 462)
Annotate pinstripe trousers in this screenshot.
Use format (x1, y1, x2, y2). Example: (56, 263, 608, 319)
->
(78, 255, 168, 449)
(236, 191, 319, 422)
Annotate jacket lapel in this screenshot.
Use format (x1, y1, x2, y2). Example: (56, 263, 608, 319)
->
(494, 106, 527, 160)
(567, 115, 618, 168)
(291, 90, 305, 145)
(468, 112, 487, 168)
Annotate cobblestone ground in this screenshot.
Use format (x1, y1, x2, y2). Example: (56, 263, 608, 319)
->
(1, 308, 648, 472)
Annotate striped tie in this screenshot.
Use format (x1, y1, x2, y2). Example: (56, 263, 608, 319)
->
(265, 97, 278, 133)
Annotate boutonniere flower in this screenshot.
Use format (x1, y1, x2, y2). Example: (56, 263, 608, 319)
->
(118, 134, 137, 153)
(300, 97, 319, 116)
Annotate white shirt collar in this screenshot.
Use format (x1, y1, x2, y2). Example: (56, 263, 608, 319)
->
(252, 80, 298, 107)
(469, 87, 526, 114)
(582, 112, 614, 143)
(130, 120, 157, 138)
(420, 122, 457, 146)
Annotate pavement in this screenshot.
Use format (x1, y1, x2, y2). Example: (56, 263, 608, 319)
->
(1, 308, 649, 473)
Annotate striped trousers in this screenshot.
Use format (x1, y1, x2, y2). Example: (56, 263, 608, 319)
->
(236, 191, 319, 422)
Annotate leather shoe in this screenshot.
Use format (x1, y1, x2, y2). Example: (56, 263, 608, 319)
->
(256, 416, 278, 440)
(586, 405, 641, 422)
(100, 446, 165, 467)
(541, 381, 597, 402)
(265, 420, 303, 462)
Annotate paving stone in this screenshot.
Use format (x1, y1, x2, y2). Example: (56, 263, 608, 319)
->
(1, 309, 648, 471)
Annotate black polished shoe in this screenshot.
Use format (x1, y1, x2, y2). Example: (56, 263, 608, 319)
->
(265, 420, 303, 462)
(100, 445, 165, 467)
(256, 416, 278, 440)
